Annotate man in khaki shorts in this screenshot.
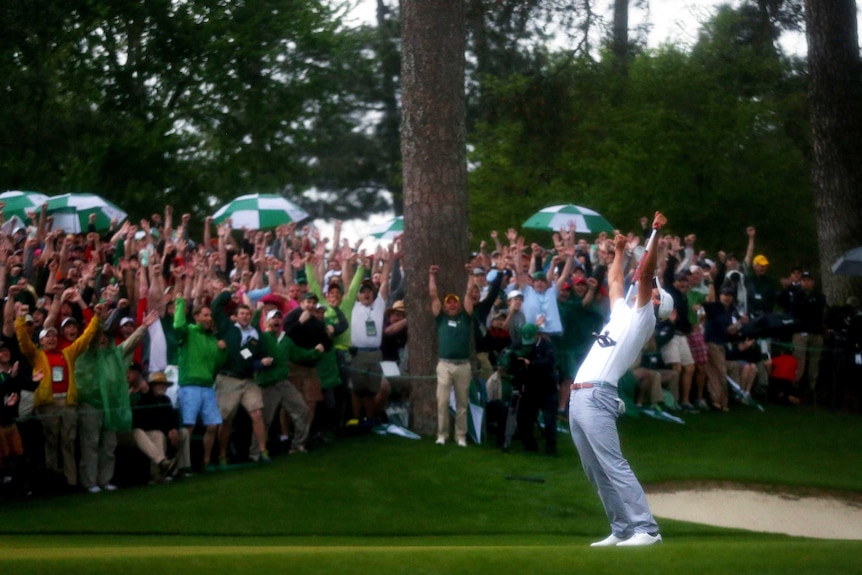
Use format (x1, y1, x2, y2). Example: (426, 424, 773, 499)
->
(211, 289, 269, 465)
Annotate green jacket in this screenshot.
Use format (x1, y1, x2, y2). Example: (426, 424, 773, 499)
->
(174, 297, 226, 387)
(211, 290, 261, 378)
(306, 262, 365, 350)
(256, 331, 321, 387)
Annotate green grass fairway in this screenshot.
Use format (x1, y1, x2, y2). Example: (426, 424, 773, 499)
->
(1, 404, 860, 574)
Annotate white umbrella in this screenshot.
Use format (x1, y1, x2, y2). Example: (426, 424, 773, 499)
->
(212, 193, 309, 230)
(367, 216, 404, 239)
(0, 190, 50, 222)
(45, 193, 127, 233)
(522, 204, 614, 234)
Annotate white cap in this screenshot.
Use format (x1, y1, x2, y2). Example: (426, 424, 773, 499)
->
(265, 309, 282, 322)
(654, 276, 674, 320)
(507, 290, 523, 300)
(119, 317, 136, 327)
(39, 327, 57, 340)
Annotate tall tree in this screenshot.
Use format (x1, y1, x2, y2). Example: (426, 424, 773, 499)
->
(400, 0, 468, 435)
(804, 0, 862, 303)
(612, 0, 630, 72)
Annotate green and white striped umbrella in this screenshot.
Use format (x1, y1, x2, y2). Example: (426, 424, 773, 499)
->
(45, 193, 127, 233)
(212, 193, 309, 230)
(367, 216, 403, 239)
(0, 190, 50, 222)
(522, 204, 614, 234)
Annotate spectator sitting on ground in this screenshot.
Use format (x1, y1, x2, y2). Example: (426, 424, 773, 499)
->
(131, 371, 189, 482)
(766, 346, 800, 405)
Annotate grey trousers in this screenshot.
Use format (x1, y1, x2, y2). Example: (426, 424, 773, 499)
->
(78, 402, 117, 489)
(569, 386, 659, 538)
(256, 380, 309, 453)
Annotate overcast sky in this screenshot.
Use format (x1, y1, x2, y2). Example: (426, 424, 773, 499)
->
(343, 0, 811, 54)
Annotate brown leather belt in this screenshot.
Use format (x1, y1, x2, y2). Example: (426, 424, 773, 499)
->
(571, 381, 616, 390)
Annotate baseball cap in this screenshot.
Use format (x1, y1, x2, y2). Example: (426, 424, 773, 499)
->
(507, 290, 523, 300)
(302, 292, 319, 302)
(39, 326, 58, 340)
(472, 267, 485, 275)
(801, 271, 813, 279)
(520, 323, 539, 345)
(24, 314, 35, 323)
(60, 317, 79, 328)
(753, 254, 769, 266)
(572, 276, 587, 285)
(443, 294, 460, 304)
(532, 271, 547, 281)
(119, 317, 136, 327)
(265, 309, 282, 321)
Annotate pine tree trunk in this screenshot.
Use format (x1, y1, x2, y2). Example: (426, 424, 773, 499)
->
(612, 0, 629, 73)
(805, 0, 862, 303)
(400, 0, 468, 435)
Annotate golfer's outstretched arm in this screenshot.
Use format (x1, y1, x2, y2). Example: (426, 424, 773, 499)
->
(636, 212, 667, 309)
(607, 234, 627, 306)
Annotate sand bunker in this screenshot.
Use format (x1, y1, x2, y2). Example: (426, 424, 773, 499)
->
(647, 486, 862, 540)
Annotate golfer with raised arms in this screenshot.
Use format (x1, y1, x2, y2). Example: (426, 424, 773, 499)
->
(569, 211, 672, 547)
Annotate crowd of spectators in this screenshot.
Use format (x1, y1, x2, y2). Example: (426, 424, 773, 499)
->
(0, 201, 859, 500)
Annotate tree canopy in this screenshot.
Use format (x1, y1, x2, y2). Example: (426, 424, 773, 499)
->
(0, 0, 833, 279)
(468, 4, 814, 271)
(0, 0, 384, 221)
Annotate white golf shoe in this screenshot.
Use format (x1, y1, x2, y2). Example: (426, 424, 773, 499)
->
(616, 532, 663, 546)
(590, 534, 627, 547)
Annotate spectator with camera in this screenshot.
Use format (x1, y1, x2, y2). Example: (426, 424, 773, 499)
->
(779, 271, 827, 395)
(503, 322, 557, 455)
